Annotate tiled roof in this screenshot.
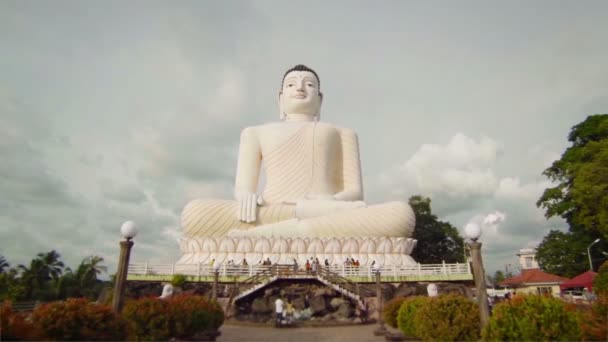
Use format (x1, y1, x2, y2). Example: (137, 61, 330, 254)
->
(499, 268, 568, 286)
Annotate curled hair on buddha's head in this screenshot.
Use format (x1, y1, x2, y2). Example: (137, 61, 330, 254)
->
(281, 64, 321, 91)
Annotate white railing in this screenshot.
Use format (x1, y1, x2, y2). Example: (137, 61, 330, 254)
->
(128, 261, 471, 279)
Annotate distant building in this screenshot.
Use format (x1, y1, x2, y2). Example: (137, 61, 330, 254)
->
(499, 268, 568, 297)
(517, 248, 539, 270)
(500, 248, 566, 297)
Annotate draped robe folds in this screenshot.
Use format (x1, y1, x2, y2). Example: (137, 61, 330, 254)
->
(181, 121, 415, 238)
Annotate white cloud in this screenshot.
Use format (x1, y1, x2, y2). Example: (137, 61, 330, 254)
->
(379, 133, 501, 199)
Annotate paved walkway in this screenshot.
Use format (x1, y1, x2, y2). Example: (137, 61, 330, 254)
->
(218, 323, 388, 342)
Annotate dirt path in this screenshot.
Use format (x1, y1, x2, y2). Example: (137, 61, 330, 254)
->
(218, 323, 389, 342)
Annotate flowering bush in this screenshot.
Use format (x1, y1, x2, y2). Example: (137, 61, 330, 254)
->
(168, 294, 224, 339)
(1, 301, 41, 340)
(123, 296, 171, 341)
(31, 298, 126, 341)
(482, 294, 581, 341)
(123, 294, 224, 341)
(413, 293, 480, 341)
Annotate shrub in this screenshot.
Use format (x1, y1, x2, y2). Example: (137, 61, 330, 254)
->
(482, 294, 581, 341)
(396, 296, 427, 337)
(580, 295, 608, 341)
(383, 296, 407, 328)
(31, 298, 126, 341)
(123, 296, 171, 341)
(594, 261, 608, 297)
(122, 295, 224, 341)
(168, 294, 224, 339)
(1, 300, 42, 340)
(413, 293, 479, 341)
(171, 274, 187, 288)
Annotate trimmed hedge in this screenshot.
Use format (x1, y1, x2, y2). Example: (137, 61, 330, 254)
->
(414, 293, 480, 341)
(383, 296, 407, 328)
(396, 296, 427, 337)
(482, 294, 581, 341)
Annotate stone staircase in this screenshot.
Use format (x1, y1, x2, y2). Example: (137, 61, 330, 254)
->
(233, 265, 374, 310)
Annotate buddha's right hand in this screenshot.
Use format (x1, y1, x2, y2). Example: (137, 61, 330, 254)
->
(236, 192, 263, 223)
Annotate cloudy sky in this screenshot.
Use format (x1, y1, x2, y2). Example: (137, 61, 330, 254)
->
(1, 0, 607, 277)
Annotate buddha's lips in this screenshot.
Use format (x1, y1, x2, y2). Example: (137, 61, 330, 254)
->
(292, 94, 306, 99)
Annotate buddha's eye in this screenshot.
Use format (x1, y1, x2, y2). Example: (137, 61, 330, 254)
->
(287, 84, 294, 87)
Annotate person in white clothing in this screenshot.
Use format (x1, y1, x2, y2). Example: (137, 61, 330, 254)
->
(275, 297, 285, 327)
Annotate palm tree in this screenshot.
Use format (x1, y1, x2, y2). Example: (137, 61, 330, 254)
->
(18, 250, 65, 300)
(0, 255, 9, 273)
(76, 256, 107, 298)
(37, 250, 65, 280)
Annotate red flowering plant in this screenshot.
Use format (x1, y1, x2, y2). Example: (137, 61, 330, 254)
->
(30, 298, 126, 341)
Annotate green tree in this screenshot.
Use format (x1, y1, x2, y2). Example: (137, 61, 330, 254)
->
(54, 256, 107, 299)
(0, 255, 9, 273)
(0, 267, 27, 301)
(537, 114, 608, 236)
(18, 250, 65, 300)
(75, 256, 107, 298)
(409, 195, 465, 264)
(492, 270, 506, 284)
(536, 230, 607, 277)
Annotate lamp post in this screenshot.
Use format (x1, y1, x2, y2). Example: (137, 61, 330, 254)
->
(373, 263, 387, 336)
(465, 223, 490, 329)
(112, 221, 137, 313)
(588, 238, 600, 271)
(212, 260, 220, 301)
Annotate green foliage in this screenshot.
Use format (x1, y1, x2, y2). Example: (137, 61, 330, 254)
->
(409, 195, 465, 263)
(383, 296, 407, 328)
(493, 270, 505, 283)
(0, 255, 9, 273)
(1, 252, 108, 302)
(536, 230, 605, 277)
(31, 298, 127, 341)
(168, 294, 224, 338)
(171, 274, 187, 288)
(482, 294, 581, 341)
(594, 261, 608, 297)
(414, 293, 480, 341)
(396, 296, 427, 337)
(537, 114, 608, 237)
(0, 268, 27, 301)
(123, 297, 171, 341)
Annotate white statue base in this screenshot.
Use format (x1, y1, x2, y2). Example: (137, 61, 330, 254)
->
(177, 236, 418, 266)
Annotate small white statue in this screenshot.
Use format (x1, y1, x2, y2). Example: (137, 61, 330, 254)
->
(181, 64, 415, 238)
(159, 283, 174, 299)
(427, 283, 438, 297)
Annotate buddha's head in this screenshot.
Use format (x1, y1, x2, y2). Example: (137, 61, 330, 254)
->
(279, 64, 323, 120)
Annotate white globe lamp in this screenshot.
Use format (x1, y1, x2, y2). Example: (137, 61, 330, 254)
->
(465, 223, 481, 241)
(121, 220, 138, 240)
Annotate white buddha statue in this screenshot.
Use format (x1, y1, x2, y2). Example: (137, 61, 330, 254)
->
(181, 65, 415, 238)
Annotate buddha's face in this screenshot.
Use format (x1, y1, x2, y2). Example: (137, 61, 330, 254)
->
(279, 70, 322, 118)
